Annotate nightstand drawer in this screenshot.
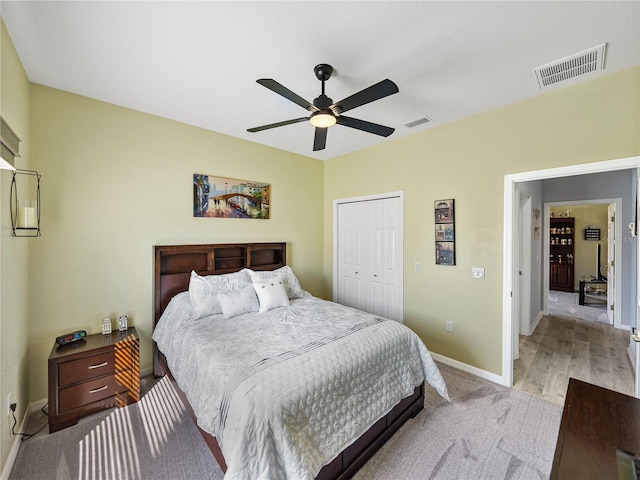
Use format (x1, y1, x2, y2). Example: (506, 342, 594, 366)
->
(58, 350, 118, 387)
(58, 373, 129, 412)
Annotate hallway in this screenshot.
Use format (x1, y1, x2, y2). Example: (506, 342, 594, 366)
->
(513, 315, 635, 406)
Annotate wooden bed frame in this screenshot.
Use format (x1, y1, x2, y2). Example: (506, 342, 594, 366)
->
(153, 242, 425, 480)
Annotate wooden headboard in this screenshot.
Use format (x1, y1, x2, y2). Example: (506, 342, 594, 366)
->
(153, 242, 286, 326)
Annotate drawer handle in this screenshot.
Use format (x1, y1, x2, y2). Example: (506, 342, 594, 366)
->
(88, 361, 108, 370)
(89, 385, 108, 394)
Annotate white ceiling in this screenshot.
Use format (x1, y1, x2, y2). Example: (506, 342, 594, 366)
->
(1, 1, 639, 160)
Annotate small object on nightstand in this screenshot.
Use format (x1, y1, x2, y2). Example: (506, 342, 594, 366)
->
(118, 315, 128, 331)
(55, 330, 87, 346)
(101, 317, 112, 335)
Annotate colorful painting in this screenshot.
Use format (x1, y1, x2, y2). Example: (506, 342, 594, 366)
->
(193, 174, 270, 219)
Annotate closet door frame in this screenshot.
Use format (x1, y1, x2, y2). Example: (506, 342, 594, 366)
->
(333, 191, 404, 322)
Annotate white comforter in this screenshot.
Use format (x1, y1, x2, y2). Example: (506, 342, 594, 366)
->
(153, 292, 448, 480)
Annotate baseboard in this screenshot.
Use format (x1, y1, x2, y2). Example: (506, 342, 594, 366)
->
(530, 311, 544, 334)
(431, 352, 504, 386)
(0, 403, 30, 480)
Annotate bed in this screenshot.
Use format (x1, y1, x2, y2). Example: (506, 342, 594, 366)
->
(152, 242, 448, 480)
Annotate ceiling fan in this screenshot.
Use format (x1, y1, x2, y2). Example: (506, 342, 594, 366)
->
(247, 64, 399, 151)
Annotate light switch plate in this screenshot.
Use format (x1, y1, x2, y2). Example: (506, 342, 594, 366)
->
(472, 267, 485, 279)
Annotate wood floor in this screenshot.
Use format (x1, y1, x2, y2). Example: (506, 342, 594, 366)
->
(513, 314, 635, 406)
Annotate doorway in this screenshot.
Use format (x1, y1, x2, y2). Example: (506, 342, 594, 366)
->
(503, 156, 640, 398)
(545, 201, 619, 327)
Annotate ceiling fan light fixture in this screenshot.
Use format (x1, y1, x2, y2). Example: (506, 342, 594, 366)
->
(309, 111, 336, 128)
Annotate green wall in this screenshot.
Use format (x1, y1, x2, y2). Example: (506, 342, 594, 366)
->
(324, 67, 640, 375)
(26, 85, 325, 401)
(0, 20, 31, 471)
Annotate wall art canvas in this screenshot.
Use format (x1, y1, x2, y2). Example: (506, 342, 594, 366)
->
(435, 223, 455, 241)
(434, 199, 455, 265)
(193, 174, 270, 219)
(435, 241, 455, 266)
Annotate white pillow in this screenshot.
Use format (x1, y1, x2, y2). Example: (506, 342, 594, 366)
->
(188, 269, 252, 319)
(248, 266, 304, 299)
(218, 284, 259, 319)
(252, 276, 290, 313)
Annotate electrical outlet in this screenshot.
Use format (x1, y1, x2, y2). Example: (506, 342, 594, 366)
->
(6, 393, 12, 417)
(446, 321, 453, 333)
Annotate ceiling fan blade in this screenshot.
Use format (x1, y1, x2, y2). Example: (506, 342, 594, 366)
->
(247, 117, 308, 132)
(313, 127, 327, 151)
(331, 79, 399, 114)
(336, 116, 395, 137)
(256, 79, 318, 112)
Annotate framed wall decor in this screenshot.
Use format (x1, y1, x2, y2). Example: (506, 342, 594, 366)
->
(534, 208, 541, 240)
(434, 199, 455, 265)
(193, 174, 270, 219)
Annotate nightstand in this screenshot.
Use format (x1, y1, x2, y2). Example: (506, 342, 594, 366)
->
(47, 327, 140, 433)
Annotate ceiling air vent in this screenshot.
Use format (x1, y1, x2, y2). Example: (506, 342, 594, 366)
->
(534, 43, 607, 89)
(404, 115, 432, 128)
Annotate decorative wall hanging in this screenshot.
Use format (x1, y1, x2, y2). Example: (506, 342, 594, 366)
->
(193, 174, 270, 219)
(584, 226, 601, 240)
(10, 169, 41, 237)
(534, 208, 541, 240)
(434, 199, 455, 265)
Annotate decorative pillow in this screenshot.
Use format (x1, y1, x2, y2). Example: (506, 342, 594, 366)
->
(188, 269, 252, 319)
(252, 276, 290, 313)
(218, 284, 259, 319)
(248, 266, 304, 299)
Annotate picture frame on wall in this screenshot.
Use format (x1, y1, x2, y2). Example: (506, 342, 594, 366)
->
(434, 199, 454, 223)
(435, 223, 455, 241)
(435, 241, 455, 266)
(434, 199, 455, 265)
(193, 174, 270, 219)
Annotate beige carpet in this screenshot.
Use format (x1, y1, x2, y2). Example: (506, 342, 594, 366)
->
(9, 363, 562, 480)
(353, 363, 562, 479)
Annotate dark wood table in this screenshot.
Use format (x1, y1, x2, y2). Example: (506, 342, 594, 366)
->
(551, 378, 640, 479)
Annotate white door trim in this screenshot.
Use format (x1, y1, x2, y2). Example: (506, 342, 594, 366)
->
(503, 156, 640, 392)
(333, 191, 404, 320)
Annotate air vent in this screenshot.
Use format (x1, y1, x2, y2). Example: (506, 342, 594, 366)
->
(534, 43, 607, 89)
(404, 116, 432, 128)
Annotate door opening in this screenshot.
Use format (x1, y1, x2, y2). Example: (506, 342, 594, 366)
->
(503, 156, 639, 398)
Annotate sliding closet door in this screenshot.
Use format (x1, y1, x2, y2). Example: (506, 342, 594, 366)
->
(336, 195, 403, 322)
